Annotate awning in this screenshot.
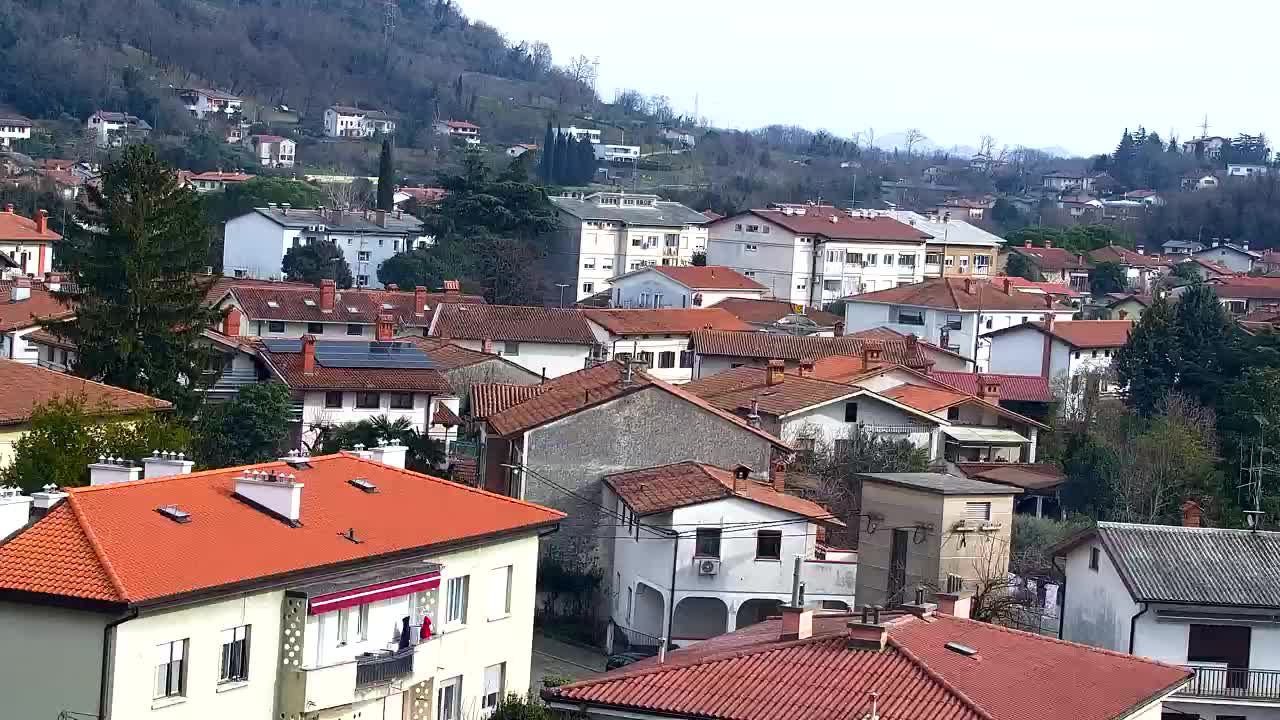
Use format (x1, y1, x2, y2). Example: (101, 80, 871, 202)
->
(942, 427, 1029, 444)
(306, 569, 441, 615)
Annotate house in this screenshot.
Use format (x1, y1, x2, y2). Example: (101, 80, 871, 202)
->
(85, 111, 151, 147)
(841, 277, 1076, 369)
(984, 318, 1132, 414)
(688, 328, 966, 378)
(953, 462, 1067, 518)
(1182, 257, 1237, 282)
(583, 308, 752, 383)
(394, 186, 446, 208)
(0, 359, 170, 465)
(594, 144, 639, 163)
(186, 171, 255, 193)
(1003, 242, 1091, 291)
(428, 303, 602, 378)
(605, 265, 768, 309)
(929, 370, 1054, 410)
(224, 121, 249, 144)
(710, 297, 844, 334)
(0, 114, 31, 147)
(935, 197, 994, 221)
(706, 206, 931, 307)
(556, 126, 602, 144)
(249, 135, 296, 168)
(1054, 515, 1280, 720)
(1181, 171, 1219, 190)
(0, 204, 59, 277)
(1257, 249, 1280, 274)
(876, 379, 1047, 463)
(433, 120, 480, 145)
(1201, 276, 1280, 314)
(176, 88, 242, 118)
(0, 451, 563, 720)
(549, 192, 711, 301)
(505, 143, 537, 158)
(1162, 239, 1205, 256)
(1042, 170, 1092, 192)
(659, 127, 695, 147)
(223, 206, 430, 288)
(1123, 189, 1165, 205)
(0, 279, 72, 364)
(546, 597, 1192, 720)
(323, 105, 395, 138)
(1182, 135, 1229, 158)
(1227, 163, 1270, 178)
(996, 275, 1086, 309)
(1088, 244, 1170, 292)
(1103, 293, 1153, 321)
(872, 210, 1003, 279)
(922, 165, 946, 183)
(1191, 241, 1260, 273)
(969, 152, 1001, 172)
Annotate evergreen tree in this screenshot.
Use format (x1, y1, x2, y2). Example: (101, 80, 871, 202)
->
(540, 122, 556, 182)
(552, 131, 569, 184)
(575, 134, 596, 184)
(283, 240, 354, 288)
(1113, 129, 1137, 188)
(376, 138, 395, 211)
(1114, 293, 1180, 417)
(1167, 137, 1179, 154)
(1172, 282, 1234, 406)
(45, 145, 221, 415)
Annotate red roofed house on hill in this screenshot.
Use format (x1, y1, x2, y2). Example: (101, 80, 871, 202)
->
(1002, 241, 1092, 292)
(604, 264, 768, 309)
(0, 451, 563, 720)
(583, 307, 753, 384)
(0, 203, 60, 277)
(249, 134, 296, 168)
(0, 277, 73, 364)
(985, 318, 1133, 415)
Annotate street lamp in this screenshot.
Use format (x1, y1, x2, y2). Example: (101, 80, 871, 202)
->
(555, 283, 570, 307)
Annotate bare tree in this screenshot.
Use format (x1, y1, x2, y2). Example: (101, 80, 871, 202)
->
(904, 128, 925, 156)
(978, 134, 997, 158)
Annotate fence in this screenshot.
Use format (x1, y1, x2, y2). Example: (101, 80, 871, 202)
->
(1180, 666, 1280, 701)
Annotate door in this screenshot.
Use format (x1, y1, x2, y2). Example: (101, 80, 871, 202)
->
(888, 529, 909, 605)
(1188, 624, 1251, 690)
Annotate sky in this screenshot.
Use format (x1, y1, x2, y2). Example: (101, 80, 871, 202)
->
(452, 0, 1277, 157)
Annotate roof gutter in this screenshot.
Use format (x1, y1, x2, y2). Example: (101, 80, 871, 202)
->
(100, 608, 138, 720)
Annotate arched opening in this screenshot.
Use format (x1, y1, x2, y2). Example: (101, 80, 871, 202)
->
(736, 598, 783, 630)
(632, 582, 665, 639)
(672, 596, 728, 641)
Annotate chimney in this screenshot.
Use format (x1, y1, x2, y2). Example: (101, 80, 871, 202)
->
(414, 286, 428, 316)
(89, 456, 142, 486)
(1043, 294, 1054, 309)
(904, 333, 918, 355)
(1002, 277, 1013, 294)
(368, 440, 408, 469)
(1041, 313, 1055, 377)
(770, 460, 786, 492)
(780, 605, 813, 641)
(847, 608, 888, 651)
(29, 485, 67, 518)
(35, 209, 48, 235)
(482, 338, 495, 354)
(328, 208, 344, 225)
(319, 279, 336, 313)
(934, 592, 972, 619)
(224, 306, 243, 336)
(302, 334, 316, 374)
(862, 340, 883, 365)
(0, 486, 33, 540)
(1181, 500, 1202, 528)
(443, 280, 460, 295)
(143, 450, 194, 479)
(3, 203, 12, 214)
(1137, 246, 1145, 255)
(977, 376, 1001, 402)
(11, 277, 31, 302)
(375, 209, 388, 227)
(1044, 240, 1053, 248)
(234, 469, 304, 525)
(280, 202, 290, 216)
(964, 278, 973, 294)
(766, 359, 785, 386)
(375, 313, 395, 341)
(385, 283, 399, 291)
(44, 273, 62, 292)
(746, 398, 761, 429)
(1023, 241, 1032, 248)
(902, 587, 937, 618)
(833, 321, 845, 337)
(798, 358, 815, 378)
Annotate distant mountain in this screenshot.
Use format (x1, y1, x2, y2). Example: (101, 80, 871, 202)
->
(871, 131, 1079, 159)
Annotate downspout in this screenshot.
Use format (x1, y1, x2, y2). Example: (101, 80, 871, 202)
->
(809, 239, 821, 308)
(1051, 556, 1066, 639)
(1128, 602, 1149, 654)
(663, 527, 679, 662)
(100, 608, 139, 719)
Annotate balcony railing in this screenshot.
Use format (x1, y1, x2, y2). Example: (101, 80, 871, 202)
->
(1179, 666, 1280, 702)
(355, 647, 414, 687)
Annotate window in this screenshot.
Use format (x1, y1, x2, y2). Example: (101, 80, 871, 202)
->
(347, 324, 363, 336)
(796, 282, 806, 290)
(795, 437, 817, 456)
(985, 316, 993, 330)
(848, 251, 864, 264)
(866, 254, 878, 266)
(945, 314, 963, 331)
(154, 639, 188, 699)
(695, 527, 722, 558)
(762, 225, 771, 234)
(745, 244, 758, 253)
(975, 254, 991, 270)
(582, 281, 594, 294)
(944, 255, 955, 267)
(356, 604, 370, 642)
(482, 663, 506, 715)
(734, 223, 743, 231)
(390, 392, 414, 409)
(336, 607, 350, 644)
(1188, 624, 1252, 682)
(219, 626, 251, 683)
(324, 391, 343, 409)
(437, 676, 462, 720)
(1022, 316, 1029, 324)
(307, 322, 324, 334)
(756, 530, 782, 560)
(446, 576, 470, 625)
(267, 320, 285, 333)
(894, 307, 925, 326)
(1089, 547, 1100, 570)
(637, 351, 654, 367)
(665, 233, 679, 247)
(746, 224, 760, 233)
(357, 275, 369, 287)
(1074, 351, 1081, 360)
(883, 254, 893, 265)
(679, 350, 694, 369)
(358, 250, 372, 261)
(958, 256, 970, 270)
(898, 253, 916, 267)
(489, 565, 513, 619)
(501, 341, 520, 357)
(583, 258, 595, 269)
(947, 406, 961, 421)
(743, 270, 756, 277)
(926, 252, 944, 265)
(965, 502, 992, 522)
(602, 258, 614, 270)
(658, 351, 676, 368)
(355, 392, 380, 409)
(393, 240, 401, 252)
(844, 402, 858, 422)
(1091, 349, 1098, 358)
(631, 236, 642, 247)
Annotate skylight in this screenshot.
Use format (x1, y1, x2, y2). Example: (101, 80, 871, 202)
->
(303, 299, 316, 307)
(267, 301, 280, 308)
(156, 505, 191, 524)
(346, 306, 359, 313)
(381, 303, 394, 310)
(348, 477, 378, 493)
(945, 642, 978, 657)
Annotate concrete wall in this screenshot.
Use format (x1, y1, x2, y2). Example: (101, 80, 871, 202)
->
(986, 328, 1047, 376)
(224, 212, 294, 280)
(0, 601, 108, 720)
(938, 493, 1013, 586)
(0, 240, 53, 275)
(855, 482, 944, 607)
(3, 324, 45, 364)
(606, 335, 695, 384)
(707, 221, 808, 305)
(1060, 540, 1140, 651)
(782, 397, 935, 457)
(301, 390, 437, 445)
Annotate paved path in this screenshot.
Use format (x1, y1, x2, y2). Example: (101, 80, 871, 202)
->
(530, 631, 605, 692)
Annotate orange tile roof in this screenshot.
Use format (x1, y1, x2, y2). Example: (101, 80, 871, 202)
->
(255, 340, 452, 393)
(228, 284, 483, 325)
(713, 209, 930, 242)
(604, 462, 836, 522)
(928, 371, 1053, 402)
(0, 360, 172, 426)
(987, 320, 1133, 348)
(583, 308, 753, 335)
(689, 330, 930, 367)
(469, 383, 547, 419)
(711, 297, 843, 327)
(1010, 245, 1091, 271)
(882, 383, 971, 413)
(644, 265, 767, 291)
(432, 304, 598, 344)
(0, 454, 564, 604)
(1088, 245, 1169, 268)
(846, 277, 1072, 311)
(683, 365, 863, 416)
(0, 208, 62, 242)
(995, 275, 1085, 298)
(0, 285, 73, 332)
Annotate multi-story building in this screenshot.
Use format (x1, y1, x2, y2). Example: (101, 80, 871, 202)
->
(0, 451, 564, 720)
(176, 88, 243, 118)
(603, 265, 768, 309)
(549, 192, 711, 301)
(869, 210, 1003, 279)
(433, 120, 480, 145)
(594, 144, 639, 163)
(428, 303, 603, 379)
(0, 115, 31, 147)
(223, 206, 430, 288)
(324, 106, 396, 138)
(0, 205, 59, 277)
(582, 308, 753, 384)
(1001, 242, 1091, 292)
(556, 126, 602, 144)
(1191, 241, 1260, 274)
(706, 206, 931, 307)
(984, 318, 1133, 414)
(85, 111, 151, 147)
(250, 134, 297, 168)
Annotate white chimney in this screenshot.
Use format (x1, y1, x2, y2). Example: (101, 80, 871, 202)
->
(30, 484, 67, 516)
(368, 441, 407, 469)
(89, 456, 142, 486)
(347, 443, 373, 460)
(143, 450, 194, 479)
(0, 486, 33, 539)
(11, 277, 31, 302)
(234, 469, 304, 524)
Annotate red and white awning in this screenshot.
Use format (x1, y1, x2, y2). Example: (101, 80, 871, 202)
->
(307, 570, 441, 615)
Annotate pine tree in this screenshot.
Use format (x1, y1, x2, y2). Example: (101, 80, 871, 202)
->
(45, 145, 222, 415)
(1114, 293, 1180, 416)
(1167, 137, 1179, 155)
(376, 138, 395, 211)
(540, 122, 555, 183)
(1113, 129, 1137, 188)
(552, 131, 569, 185)
(1173, 283, 1235, 406)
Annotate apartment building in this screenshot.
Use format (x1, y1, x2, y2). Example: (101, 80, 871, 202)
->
(0, 115, 31, 147)
(324, 106, 396, 138)
(706, 207, 931, 307)
(582, 308, 753, 384)
(548, 192, 711, 301)
(250, 134, 297, 168)
(0, 452, 563, 720)
(605, 265, 768, 309)
(868, 210, 1004, 279)
(177, 88, 243, 118)
(0, 205, 59, 277)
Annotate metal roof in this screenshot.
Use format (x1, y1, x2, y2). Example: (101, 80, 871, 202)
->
(942, 426, 1030, 444)
(858, 472, 1021, 496)
(549, 196, 709, 227)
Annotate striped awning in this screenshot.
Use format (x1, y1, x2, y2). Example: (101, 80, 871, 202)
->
(942, 426, 1029, 444)
(307, 570, 440, 615)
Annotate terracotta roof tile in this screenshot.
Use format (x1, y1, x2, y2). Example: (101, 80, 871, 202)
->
(711, 297, 843, 327)
(432, 401, 462, 426)
(690, 330, 929, 366)
(0, 286, 74, 332)
(0, 208, 62, 242)
(882, 383, 971, 413)
(928, 372, 1053, 402)
(845, 277, 1072, 311)
(469, 383, 547, 419)
(957, 463, 1065, 490)
(256, 340, 452, 393)
(229, 285, 482, 325)
(995, 275, 1085, 298)
(1208, 275, 1280, 299)
(0, 454, 564, 604)
(986, 320, 1133, 348)
(583, 308, 752, 334)
(636, 265, 767, 291)
(604, 462, 834, 521)
(713, 209, 931, 242)
(1088, 245, 1169, 268)
(1009, 245, 1091, 271)
(683, 366, 862, 416)
(0, 360, 172, 426)
(432, 304, 597, 345)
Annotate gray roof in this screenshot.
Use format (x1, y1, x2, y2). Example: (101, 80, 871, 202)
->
(93, 111, 151, 129)
(857, 472, 1021, 496)
(550, 197, 709, 227)
(250, 207, 424, 235)
(1091, 522, 1280, 608)
(1162, 240, 1203, 250)
(878, 211, 1004, 248)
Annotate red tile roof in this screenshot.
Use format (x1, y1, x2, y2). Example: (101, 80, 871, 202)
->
(637, 265, 767, 291)
(443, 120, 479, 129)
(604, 462, 835, 521)
(432, 304, 598, 345)
(1187, 258, 1236, 276)
(1208, 276, 1280, 299)
(432, 401, 462, 426)
(1088, 245, 1169, 268)
(714, 208, 931, 242)
(0, 285, 74, 332)
(711, 297, 843, 327)
(400, 336, 526, 373)
(0, 454, 563, 604)
(928, 371, 1053, 402)
(469, 383, 547, 419)
(187, 171, 254, 182)
(228, 284, 483, 326)
(996, 275, 1085, 298)
(583, 308, 753, 335)
(0, 208, 62, 242)
(683, 366, 866, 416)
(547, 612, 1189, 720)
(1010, 245, 1090, 271)
(256, 340, 452, 393)
(883, 383, 971, 413)
(846, 277, 1072, 311)
(987, 320, 1133, 348)
(398, 187, 447, 204)
(689, 330, 930, 367)
(849, 327, 972, 364)
(0, 360, 172, 426)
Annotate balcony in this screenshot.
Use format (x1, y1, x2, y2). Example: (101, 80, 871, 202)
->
(1178, 666, 1280, 703)
(295, 637, 437, 714)
(356, 647, 414, 687)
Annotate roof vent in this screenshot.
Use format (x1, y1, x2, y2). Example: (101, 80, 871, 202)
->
(346, 306, 359, 313)
(945, 642, 978, 657)
(303, 299, 316, 307)
(156, 505, 192, 524)
(280, 450, 313, 469)
(348, 477, 378, 493)
(267, 300, 279, 308)
(381, 303, 394, 310)
(340, 527, 363, 544)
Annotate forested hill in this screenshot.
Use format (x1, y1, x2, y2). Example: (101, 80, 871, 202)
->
(0, 0, 592, 131)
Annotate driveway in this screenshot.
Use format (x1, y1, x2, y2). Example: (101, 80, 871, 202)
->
(530, 631, 606, 692)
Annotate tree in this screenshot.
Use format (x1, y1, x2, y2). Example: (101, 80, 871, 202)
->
(309, 414, 443, 473)
(691, 250, 707, 267)
(376, 138, 395, 211)
(44, 145, 222, 415)
(282, 240, 354, 288)
(1113, 129, 1137, 188)
(377, 244, 471, 291)
(540, 122, 556, 183)
(1114, 292, 1180, 416)
(1172, 282, 1234, 406)
(190, 383, 293, 468)
(1168, 262, 1202, 284)
(1088, 261, 1127, 295)
(1004, 252, 1041, 282)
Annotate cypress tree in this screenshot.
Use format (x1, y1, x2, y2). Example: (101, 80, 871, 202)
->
(1173, 283, 1234, 406)
(540, 122, 555, 182)
(1114, 293, 1179, 417)
(376, 138, 395, 211)
(553, 131, 569, 185)
(577, 134, 597, 184)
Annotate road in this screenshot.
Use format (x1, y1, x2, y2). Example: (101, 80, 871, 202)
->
(530, 631, 606, 692)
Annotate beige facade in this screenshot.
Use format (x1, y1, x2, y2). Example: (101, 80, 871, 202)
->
(923, 244, 996, 279)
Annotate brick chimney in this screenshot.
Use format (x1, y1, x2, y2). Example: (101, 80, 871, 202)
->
(770, 460, 786, 492)
(1181, 500, 1202, 528)
(935, 592, 972, 618)
(302, 334, 316, 374)
(1002, 277, 1013, 294)
(35, 209, 48, 234)
(3, 203, 12, 214)
(319, 279, 336, 313)
(375, 313, 394, 341)
(833, 320, 845, 337)
(964, 278, 973, 294)
(977, 375, 1001, 402)
(780, 605, 813, 641)
(482, 338, 494, 354)
(11, 277, 31, 302)
(766, 359, 785, 386)
(224, 306, 243, 337)
(443, 279, 460, 295)
(862, 340, 883, 365)
(798, 358, 815, 378)
(414, 286, 428, 316)
(847, 607, 888, 651)
(1044, 239, 1053, 249)
(1043, 293, 1054, 309)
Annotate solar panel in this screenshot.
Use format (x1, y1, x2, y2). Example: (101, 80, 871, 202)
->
(262, 338, 304, 353)
(313, 341, 436, 369)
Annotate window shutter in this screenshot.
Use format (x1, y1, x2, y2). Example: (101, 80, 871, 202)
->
(965, 502, 991, 522)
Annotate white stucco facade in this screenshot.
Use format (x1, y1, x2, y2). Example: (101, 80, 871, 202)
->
(607, 269, 766, 309)
(558, 213, 710, 301)
(448, 338, 590, 379)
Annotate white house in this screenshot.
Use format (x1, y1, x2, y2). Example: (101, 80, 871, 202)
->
(1191, 241, 1260, 274)
(984, 318, 1132, 414)
(186, 171, 255, 193)
(0, 205, 59, 277)
(0, 451, 563, 720)
(1, 279, 72, 364)
(250, 134, 296, 168)
(556, 126, 602, 144)
(177, 88, 243, 118)
(324, 106, 396, 138)
(434, 120, 480, 145)
(1054, 516, 1280, 720)
(0, 115, 31, 147)
(605, 265, 768, 309)
(1227, 163, 1270, 178)
(86, 110, 152, 147)
(841, 277, 1076, 370)
(223, 206, 430, 288)
(582, 308, 755, 384)
(549, 192, 711, 301)
(867, 210, 1004, 280)
(603, 462, 852, 647)
(1042, 171, 1092, 192)
(660, 128, 695, 148)
(706, 207, 931, 307)
(429, 303, 602, 379)
(594, 144, 640, 163)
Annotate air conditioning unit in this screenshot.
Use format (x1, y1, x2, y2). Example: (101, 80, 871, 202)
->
(696, 558, 721, 576)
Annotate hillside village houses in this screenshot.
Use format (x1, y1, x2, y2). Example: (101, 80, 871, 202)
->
(0, 114, 31, 147)
(0, 278, 72, 364)
(1002, 242, 1092, 292)
(0, 204, 59, 277)
(984, 319, 1133, 415)
(185, 170, 255, 193)
(434, 120, 481, 144)
(323, 105, 396, 138)
(249, 134, 296, 168)
(1087, 244, 1170, 293)
(871, 209, 1005, 279)
(86, 110, 152, 147)
(686, 328, 971, 380)
(1191, 240, 1260, 273)
(176, 88, 243, 118)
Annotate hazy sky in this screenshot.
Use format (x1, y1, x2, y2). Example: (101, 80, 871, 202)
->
(453, 0, 1276, 156)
